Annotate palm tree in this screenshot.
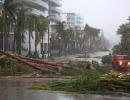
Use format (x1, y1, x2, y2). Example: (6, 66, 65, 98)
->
(1, 0, 30, 54)
(56, 21, 65, 56)
(1, 0, 15, 51)
(14, 8, 27, 54)
(65, 28, 75, 55)
(37, 16, 49, 58)
(26, 15, 35, 57)
(32, 16, 40, 58)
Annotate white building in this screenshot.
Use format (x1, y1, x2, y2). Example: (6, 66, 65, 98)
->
(0, 0, 4, 6)
(8, 0, 62, 57)
(0, 0, 5, 50)
(49, 0, 62, 35)
(62, 12, 84, 29)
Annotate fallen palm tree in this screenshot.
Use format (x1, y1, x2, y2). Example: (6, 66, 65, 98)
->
(0, 51, 50, 71)
(0, 50, 69, 72)
(15, 54, 68, 68)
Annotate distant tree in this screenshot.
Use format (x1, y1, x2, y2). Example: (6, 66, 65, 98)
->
(112, 43, 124, 54)
(56, 21, 65, 56)
(51, 23, 109, 56)
(97, 34, 110, 50)
(65, 28, 75, 55)
(102, 55, 112, 64)
(113, 18, 130, 55)
(83, 24, 100, 51)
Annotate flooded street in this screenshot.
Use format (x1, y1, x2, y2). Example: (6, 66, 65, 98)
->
(55, 51, 110, 64)
(0, 78, 130, 100)
(76, 51, 110, 63)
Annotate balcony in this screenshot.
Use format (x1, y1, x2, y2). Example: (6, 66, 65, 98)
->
(49, 7, 61, 14)
(49, 14, 61, 22)
(29, 8, 48, 16)
(11, 0, 49, 11)
(49, 0, 61, 7)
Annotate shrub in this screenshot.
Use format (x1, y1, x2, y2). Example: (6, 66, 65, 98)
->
(102, 55, 112, 64)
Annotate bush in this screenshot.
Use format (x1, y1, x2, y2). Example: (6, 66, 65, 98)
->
(102, 55, 112, 64)
(0, 57, 17, 76)
(0, 57, 33, 76)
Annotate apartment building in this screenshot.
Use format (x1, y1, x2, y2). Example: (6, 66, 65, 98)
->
(0, 0, 4, 50)
(0, 0, 62, 57)
(49, 0, 62, 34)
(0, 0, 4, 6)
(62, 12, 84, 29)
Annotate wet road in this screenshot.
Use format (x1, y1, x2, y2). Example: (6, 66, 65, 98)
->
(54, 51, 109, 64)
(0, 78, 130, 100)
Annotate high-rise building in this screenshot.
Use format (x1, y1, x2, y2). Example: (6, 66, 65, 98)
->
(49, 0, 61, 21)
(11, 0, 49, 16)
(62, 12, 84, 29)
(0, 0, 62, 57)
(0, 0, 4, 6)
(0, 0, 4, 50)
(48, 0, 62, 34)
(75, 14, 84, 28)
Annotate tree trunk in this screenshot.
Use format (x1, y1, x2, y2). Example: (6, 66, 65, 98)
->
(28, 31, 31, 57)
(13, 31, 16, 52)
(35, 32, 37, 58)
(18, 33, 22, 55)
(41, 32, 44, 59)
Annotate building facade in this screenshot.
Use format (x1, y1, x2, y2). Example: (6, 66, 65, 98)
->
(0, 0, 62, 57)
(62, 12, 84, 29)
(0, 0, 4, 50)
(0, 0, 4, 7)
(11, 0, 49, 16)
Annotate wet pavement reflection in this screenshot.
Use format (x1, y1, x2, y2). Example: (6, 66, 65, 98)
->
(0, 78, 130, 100)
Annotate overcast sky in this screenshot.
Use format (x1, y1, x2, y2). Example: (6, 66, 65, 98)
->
(61, 0, 130, 45)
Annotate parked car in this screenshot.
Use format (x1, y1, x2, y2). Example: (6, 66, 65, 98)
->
(112, 54, 130, 71)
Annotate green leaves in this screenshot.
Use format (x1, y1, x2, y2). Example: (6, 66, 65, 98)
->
(113, 17, 130, 55)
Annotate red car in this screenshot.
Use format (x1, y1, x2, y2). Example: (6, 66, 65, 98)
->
(112, 54, 130, 71)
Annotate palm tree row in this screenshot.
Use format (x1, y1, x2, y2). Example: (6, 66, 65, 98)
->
(51, 22, 109, 56)
(0, 0, 49, 58)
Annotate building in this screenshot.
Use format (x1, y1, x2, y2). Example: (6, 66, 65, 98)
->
(0, 0, 62, 57)
(49, 0, 62, 35)
(62, 12, 84, 29)
(0, 0, 4, 50)
(0, 0, 4, 7)
(75, 14, 84, 28)
(11, 0, 49, 16)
